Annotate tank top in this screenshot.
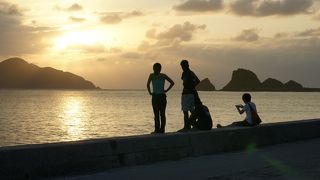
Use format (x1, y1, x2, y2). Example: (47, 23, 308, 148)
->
(152, 74, 165, 94)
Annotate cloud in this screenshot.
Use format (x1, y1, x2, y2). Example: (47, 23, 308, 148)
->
(296, 27, 320, 37)
(0, 1, 59, 55)
(140, 35, 320, 88)
(233, 29, 259, 42)
(100, 13, 122, 24)
(54, 3, 83, 12)
(121, 52, 143, 59)
(141, 21, 206, 49)
(100, 10, 144, 24)
(313, 13, 320, 20)
(229, 0, 315, 17)
(68, 3, 83, 12)
(0, 1, 22, 16)
(274, 32, 289, 39)
(156, 22, 206, 41)
(64, 44, 107, 53)
(173, 0, 223, 13)
(69, 16, 86, 23)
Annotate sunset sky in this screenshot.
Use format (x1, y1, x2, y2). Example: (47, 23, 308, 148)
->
(1, 0, 320, 89)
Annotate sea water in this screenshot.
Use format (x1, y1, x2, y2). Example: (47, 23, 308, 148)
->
(0, 90, 319, 147)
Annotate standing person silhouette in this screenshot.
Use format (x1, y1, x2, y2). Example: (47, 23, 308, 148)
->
(147, 63, 174, 134)
(178, 60, 200, 132)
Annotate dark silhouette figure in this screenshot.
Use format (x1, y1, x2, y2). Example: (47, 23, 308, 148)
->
(190, 100, 213, 130)
(178, 60, 201, 132)
(217, 93, 261, 128)
(147, 63, 174, 133)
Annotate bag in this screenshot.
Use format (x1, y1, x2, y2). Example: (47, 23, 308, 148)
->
(195, 104, 213, 130)
(193, 94, 212, 130)
(248, 104, 262, 126)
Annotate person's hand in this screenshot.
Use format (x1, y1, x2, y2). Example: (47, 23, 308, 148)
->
(235, 104, 243, 108)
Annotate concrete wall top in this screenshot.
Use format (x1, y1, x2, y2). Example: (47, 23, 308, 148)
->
(1, 119, 320, 179)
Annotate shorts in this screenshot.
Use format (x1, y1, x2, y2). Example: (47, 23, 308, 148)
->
(181, 94, 195, 112)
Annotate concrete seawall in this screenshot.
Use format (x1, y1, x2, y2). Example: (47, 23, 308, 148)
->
(1, 119, 320, 179)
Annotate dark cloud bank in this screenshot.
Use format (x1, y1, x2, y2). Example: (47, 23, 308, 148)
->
(174, 0, 317, 16)
(0, 1, 59, 55)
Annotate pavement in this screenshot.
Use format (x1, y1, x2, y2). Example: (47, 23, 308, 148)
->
(53, 138, 320, 180)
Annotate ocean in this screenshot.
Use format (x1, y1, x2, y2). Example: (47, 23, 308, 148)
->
(0, 90, 319, 147)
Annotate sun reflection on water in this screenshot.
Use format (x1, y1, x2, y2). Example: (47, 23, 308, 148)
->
(61, 98, 86, 141)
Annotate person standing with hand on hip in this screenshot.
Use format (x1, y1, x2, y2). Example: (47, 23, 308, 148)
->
(147, 63, 174, 134)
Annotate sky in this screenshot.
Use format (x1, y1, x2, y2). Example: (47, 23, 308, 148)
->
(1, 0, 320, 89)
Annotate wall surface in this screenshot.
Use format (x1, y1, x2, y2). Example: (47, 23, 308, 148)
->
(1, 119, 320, 179)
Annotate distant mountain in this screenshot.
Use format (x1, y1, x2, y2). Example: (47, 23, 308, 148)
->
(261, 78, 284, 91)
(196, 78, 216, 91)
(0, 57, 99, 89)
(222, 69, 261, 91)
(222, 68, 320, 92)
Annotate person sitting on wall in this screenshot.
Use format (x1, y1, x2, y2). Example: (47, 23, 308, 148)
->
(217, 93, 261, 128)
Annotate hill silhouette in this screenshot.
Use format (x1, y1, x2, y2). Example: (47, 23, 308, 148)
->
(0, 58, 98, 89)
(196, 78, 216, 91)
(222, 69, 261, 91)
(222, 68, 320, 92)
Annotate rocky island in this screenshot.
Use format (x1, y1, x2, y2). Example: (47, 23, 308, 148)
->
(196, 78, 216, 91)
(0, 58, 99, 89)
(222, 68, 320, 92)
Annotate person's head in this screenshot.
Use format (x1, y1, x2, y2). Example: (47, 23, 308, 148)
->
(153, 63, 161, 74)
(180, 59, 189, 71)
(242, 93, 251, 103)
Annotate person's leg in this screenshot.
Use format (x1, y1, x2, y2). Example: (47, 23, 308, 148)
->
(159, 95, 167, 133)
(231, 120, 249, 127)
(217, 120, 249, 128)
(152, 96, 160, 133)
(177, 111, 192, 132)
(183, 111, 191, 129)
(179, 94, 193, 132)
(189, 110, 197, 127)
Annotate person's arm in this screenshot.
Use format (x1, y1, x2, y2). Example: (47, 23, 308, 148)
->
(235, 104, 245, 114)
(164, 74, 174, 93)
(192, 72, 200, 86)
(146, 74, 153, 95)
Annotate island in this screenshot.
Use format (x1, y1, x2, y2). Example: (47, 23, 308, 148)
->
(196, 78, 216, 91)
(222, 68, 320, 92)
(0, 57, 99, 89)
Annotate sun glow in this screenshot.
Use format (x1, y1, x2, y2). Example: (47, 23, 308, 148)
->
(53, 30, 102, 50)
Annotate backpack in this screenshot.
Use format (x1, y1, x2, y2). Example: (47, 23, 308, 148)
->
(194, 104, 213, 130)
(248, 103, 262, 126)
(194, 94, 212, 130)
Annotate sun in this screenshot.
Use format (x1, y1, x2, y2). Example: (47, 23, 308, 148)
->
(53, 30, 102, 50)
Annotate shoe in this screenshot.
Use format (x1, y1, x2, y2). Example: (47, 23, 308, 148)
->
(190, 127, 199, 131)
(177, 127, 191, 132)
(216, 124, 223, 128)
(151, 130, 159, 134)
